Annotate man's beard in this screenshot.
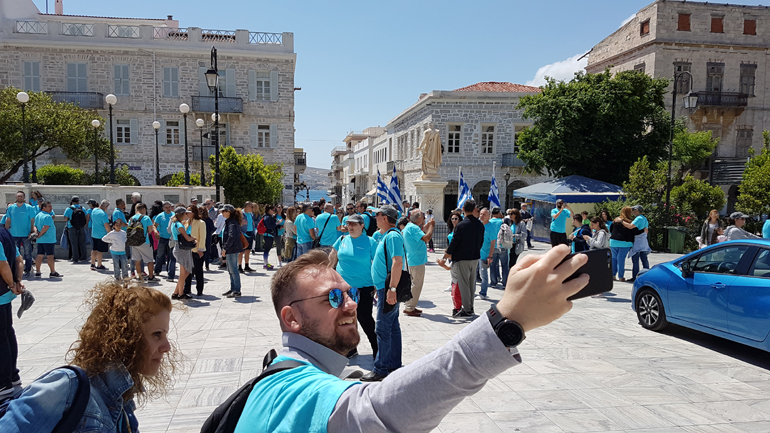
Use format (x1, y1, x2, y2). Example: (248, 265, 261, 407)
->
(297, 307, 360, 355)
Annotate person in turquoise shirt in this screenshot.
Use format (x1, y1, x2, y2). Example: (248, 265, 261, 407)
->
(0, 227, 22, 398)
(89, 200, 111, 271)
(33, 201, 62, 278)
(153, 202, 177, 280)
(549, 199, 572, 247)
(315, 204, 341, 247)
(401, 209, 435, 316)
(5, 191, 37, 276)
(487, 208, 506, 288)
(295, 203, 317, 258)
(763, 218, 770, 239)
(355, 202, 372, 232)
(113, 198, 128, 231)
(338, 203, 355, 238)
(477, 208, 497, 299)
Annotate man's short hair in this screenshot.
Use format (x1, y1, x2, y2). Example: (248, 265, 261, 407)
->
(301, 203, 312, 213)
(463, 199, 476, 213)
(115, 198, 125, 206)
(132, 192, 141, 200)
(409, 209, 422, 222)
(412, 202, 420, 209)
(491, 207, 502, 216)
(136, 203, 147, 212)
(163, 201, 172, 207)
(271, 250, 332, 317)
(100, 199, 110, 208)
(42, 200, 52, 210)
(16, 190, 25, 197)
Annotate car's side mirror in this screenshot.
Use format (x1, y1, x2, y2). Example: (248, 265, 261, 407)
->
(681, 261, 692, 278)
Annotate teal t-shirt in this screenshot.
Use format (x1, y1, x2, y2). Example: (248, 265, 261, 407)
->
(338, 215, 349, 238)
(90, 208, 110, 239)
(372, 231, 383, 244)
(550, 207, 571, 233)
(764, 220, 770, 239)
(402, 222, 427, 266)
(170, 221, 189, 241)
(333, 234, 377, 287)
(62, 205, 81, 229)
(113, 208, 128, 231)
(234, 355, 357, 433)
(632, 215, 648, 230)
(277, 215, 285, 236)
(371, 229, 406, 289)
(153, 212, 174, 239)
(0, 245, 21, 305)
(296, 213, 315, 244)
(7, 203, 35, 238)
(86, 208, 93, 228)
(480, 220, 499, 259)
(34, 213, 56, 244)
(315, 213, 340, 246)
(359, 213, 371, 232)
(131, 214, 153, 245)
(245, 213, 254, 232)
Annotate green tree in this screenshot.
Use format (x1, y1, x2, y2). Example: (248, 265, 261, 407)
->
(670, 175, 726, 219)
(672, 123, 719, 174)
(516, 70, 671, 185)
(211, 147, 284, 205)
(737, 130, 770, 217)
(36, 164, 87, 185)
(0, 88, 114, 182)
(165, 171, 203, 187)
(85, 166, 137, 186)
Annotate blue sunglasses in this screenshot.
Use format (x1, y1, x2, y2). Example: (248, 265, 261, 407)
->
(288, 287, 360, 309)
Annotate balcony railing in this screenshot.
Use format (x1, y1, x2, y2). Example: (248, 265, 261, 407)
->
(62, 23, 94, 36)
(249, 32, 282, 45)
(502, 153, 527, 167)
(16, 21, 48, 34)
(153, 27, 188, 40)
(201, 29, 236, 43)
(331, 146, 349, 155)
(107, 25, 140, 38)
(48, 91, 104, 109)
(190, 96, 243, 113)
(294, 152, 307, 167)
(697, 91, 749, 107)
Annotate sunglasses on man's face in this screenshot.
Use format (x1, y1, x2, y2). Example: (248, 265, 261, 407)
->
(288, 287, 360, 309)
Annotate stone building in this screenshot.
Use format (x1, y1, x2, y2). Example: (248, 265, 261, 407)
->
(586, 0, 770, 209)
(0, 0, 303, 203)
(331, 82, 551, 221)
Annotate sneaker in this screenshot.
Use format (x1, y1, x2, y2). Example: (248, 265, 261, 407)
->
(96, 265, 107, 270)
(475, 294, 488, 300)
(455, 310, 474, 318)
(90, 264, 96, 271)
(238, 266, 245, 274)
(171, 294, 180, 300)
(244, 265, 255, 272)
(263, 264, 274, 270)
(226, 291, 242, 298)
(443, 286, 452, 292)
(34, 272, 41, 277)
(222, 290, 233, 296)
(142, 272, 149, 277)
(145, 276, 160, 282)
(451, 308, 460, 316)
(49, 272, 63, 278)
(166, 278, 175, 282)
(182, 293, 194, 300)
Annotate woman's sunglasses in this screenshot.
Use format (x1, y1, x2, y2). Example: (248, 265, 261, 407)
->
(288, 287, 360, 309)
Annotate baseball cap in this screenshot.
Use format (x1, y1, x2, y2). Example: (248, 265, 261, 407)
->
(347, 214, 364, 224)
(631, 205, 644, 212)
(222, 204, 236, 213)
(730, 211, 750, 219)
(71, 196, 80, 203)
(174, 206, 187, 216)
(375, 204, 399, 220)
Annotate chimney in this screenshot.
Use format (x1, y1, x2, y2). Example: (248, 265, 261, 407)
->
(55, 0, 63, 15)
(167, 15, 173, 20)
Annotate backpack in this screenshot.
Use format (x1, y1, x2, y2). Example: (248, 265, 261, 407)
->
(201, 350, 303, 433)
(126, 216, 146, 247)
(497, 222, 514, 250)
(364, 212, 377, 237)
(256, 217, 267, 235)
(69, 206, 87, 229)
(0, 365, 91, 433)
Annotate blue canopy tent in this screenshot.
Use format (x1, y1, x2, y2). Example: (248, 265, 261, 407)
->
(513, 175, 624, 242)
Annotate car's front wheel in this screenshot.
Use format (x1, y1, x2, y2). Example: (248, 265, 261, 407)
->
(636, 289, 668, 331)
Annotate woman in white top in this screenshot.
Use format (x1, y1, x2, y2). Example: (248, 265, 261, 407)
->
(724, 211, 762, 241)
(584, 217, 610, 250)
(699, 209, 723, 247)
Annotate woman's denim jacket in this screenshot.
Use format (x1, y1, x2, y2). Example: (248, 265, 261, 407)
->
(0, 363, 139, 433)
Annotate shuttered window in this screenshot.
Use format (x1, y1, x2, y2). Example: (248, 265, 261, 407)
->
(740, 64, 757, 96)
(66, 62, 87, 92)
(711, 16, 724, 33)
(114, 64, 129, 96)
(23, 61, 40, 92)
(678, 13, 690, 31)
(162, 67, 179, 97)
(744, 19, 756, 35)
(640, 20, 650, 36)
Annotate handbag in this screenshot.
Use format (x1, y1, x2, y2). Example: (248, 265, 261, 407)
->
(383, 229, 412, 305)
(240, 232, 250, 250)
(177, 223, 196, 250)
(312, 214, 332, 249)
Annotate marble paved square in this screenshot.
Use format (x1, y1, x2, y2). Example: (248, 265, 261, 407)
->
(12, 244, 770, 432)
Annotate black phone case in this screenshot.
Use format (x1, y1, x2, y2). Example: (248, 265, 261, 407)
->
(561, 248, 614, 300)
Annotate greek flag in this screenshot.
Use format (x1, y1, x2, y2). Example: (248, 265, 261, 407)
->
(388, 164, 403, 212)
(488, 176, 501, 209)
(376, 169, 389, 205)
(457, 170, 472, 209)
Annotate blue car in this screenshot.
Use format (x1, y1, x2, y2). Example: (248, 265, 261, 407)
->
(632, 239, 770, 352)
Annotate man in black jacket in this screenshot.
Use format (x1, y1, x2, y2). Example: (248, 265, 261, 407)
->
(442, 200, 484, 317)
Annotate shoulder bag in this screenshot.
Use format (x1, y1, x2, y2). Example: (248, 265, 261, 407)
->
(312, 214, 332, 249)
(383, 229, 412, 306)
(177, 223, 196, 250)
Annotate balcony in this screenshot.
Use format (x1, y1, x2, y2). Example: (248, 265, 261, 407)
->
(697, 91, 749, 107)
(331, 145, 350, 156)
(48, 91, 104, 109)
(502, 153, 527, 167)
(294, 151, 307, 168)
(190, 96, 243, 113)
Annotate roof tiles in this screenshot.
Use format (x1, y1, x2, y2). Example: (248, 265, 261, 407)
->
(453, 82, 541, 93)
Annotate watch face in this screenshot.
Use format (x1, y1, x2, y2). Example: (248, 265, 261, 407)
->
(498, 322, 523, 347)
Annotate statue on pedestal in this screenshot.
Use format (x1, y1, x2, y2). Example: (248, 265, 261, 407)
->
(416, 122, 442, 180)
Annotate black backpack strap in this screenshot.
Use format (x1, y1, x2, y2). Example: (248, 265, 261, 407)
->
(318, 214, 332, 239)
(51, 366, 91, 433)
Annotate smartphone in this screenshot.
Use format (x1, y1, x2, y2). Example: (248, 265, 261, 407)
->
(560, 248, 613, 300)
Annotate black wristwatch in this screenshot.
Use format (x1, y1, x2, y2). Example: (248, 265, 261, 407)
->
(487, 304, 526, 348)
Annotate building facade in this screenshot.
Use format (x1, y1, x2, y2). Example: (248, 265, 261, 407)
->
(0, 0, 302, 203)
(586, 0, 770, 209)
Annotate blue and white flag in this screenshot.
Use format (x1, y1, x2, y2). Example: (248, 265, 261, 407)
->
(457, 169, 472, 209)
(488, 176, 501, 209)
(376, 169, 389, 205)
(388, 164, 403, 212)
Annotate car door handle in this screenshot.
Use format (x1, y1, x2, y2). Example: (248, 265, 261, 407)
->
(711, 283, 726, 289)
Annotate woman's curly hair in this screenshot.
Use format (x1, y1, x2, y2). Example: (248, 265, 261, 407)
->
(68, 281, 178, 404)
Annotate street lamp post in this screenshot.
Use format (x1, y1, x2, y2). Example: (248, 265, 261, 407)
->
(663, 70, 699, 251)
(196, 118, 205, 185)
(105, 94, 117, 184)
(179, 103, 190, 185)
(153, 121, 161, 185)
(504, 172, 511, 210)
(205, 47, 220, 202)
(91, 119, 101, 183)
(17, 92, 29, 183)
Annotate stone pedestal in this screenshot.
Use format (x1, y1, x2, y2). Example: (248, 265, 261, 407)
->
(414, 178, 448, 220)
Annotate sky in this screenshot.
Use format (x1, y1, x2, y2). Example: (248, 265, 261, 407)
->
(30, 0, 764, 169)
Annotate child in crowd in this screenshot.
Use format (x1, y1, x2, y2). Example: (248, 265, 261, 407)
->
(102, 219, 128, 280)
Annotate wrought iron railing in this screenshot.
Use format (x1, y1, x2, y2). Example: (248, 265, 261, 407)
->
(697, 91, 749, 107)
(201, 29, 236, 43)
(108, 25, 140, 38)
(294, 152, 307, 167)
(249, 32, 282, 45)
(153, 27, 188, 40)
(16, 21, 48, 34)
(502, 153, 527, 167)
(191, 96, 243, 113)
(47, 91, 105, 109)
(62, 23, 94, 36)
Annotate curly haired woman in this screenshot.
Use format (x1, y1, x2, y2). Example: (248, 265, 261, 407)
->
(0, 281, 177, 432)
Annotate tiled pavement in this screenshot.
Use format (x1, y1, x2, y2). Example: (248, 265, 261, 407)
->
(12, 244, 770, 432)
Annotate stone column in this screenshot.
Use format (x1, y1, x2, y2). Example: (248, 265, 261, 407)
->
(413, 178, 448, 222)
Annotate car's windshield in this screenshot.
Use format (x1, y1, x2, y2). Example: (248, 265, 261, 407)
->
(692, 245, 750, 274)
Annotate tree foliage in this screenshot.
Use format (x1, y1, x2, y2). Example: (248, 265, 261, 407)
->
(737, 130, 770, 217)
(0, 88, 114, 183)
(211, 146, 284, 206)
(672, 122, 719, 174)
(165, 171, 204, 187)
(36, 164, 136, 186)
(516, 70, 671, 185)
(671, 175, 725, 218)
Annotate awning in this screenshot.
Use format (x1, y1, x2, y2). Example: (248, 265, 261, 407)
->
(513, 175, 623, 203)
(365, 187, 377, 196)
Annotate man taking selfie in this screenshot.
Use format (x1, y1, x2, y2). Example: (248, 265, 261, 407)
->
(550, 199, 572, 247)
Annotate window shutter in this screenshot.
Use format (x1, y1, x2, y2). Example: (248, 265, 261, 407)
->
(225, 123, 231, 147)
(179, 119, 186, 146)
(130, 118, 138, 144)
(23, 62, 32, 91)
(66, 63, 76, 91)
(78, 63, 87, 92)
(163, 68, 170, 97)
(198, 67, 209, 96)
(269, 124, 277, 148)
(270, 70, 278, 102)
(32, 62, 40, 92)
(248, 70, 257, 101)
(122, 65, 130, 95)
(113, 65, 120, 94)
(226, 68, 236, 98)
(171, 68, 179, 97)
(250, 123, 257, 147)
(160, 120, 167, 145)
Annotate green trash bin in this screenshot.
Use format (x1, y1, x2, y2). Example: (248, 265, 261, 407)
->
(666, 226, 687, 254)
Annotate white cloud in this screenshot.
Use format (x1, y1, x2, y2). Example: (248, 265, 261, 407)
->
(525, 53, 588, 87)
(620, 13, 637, 28)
